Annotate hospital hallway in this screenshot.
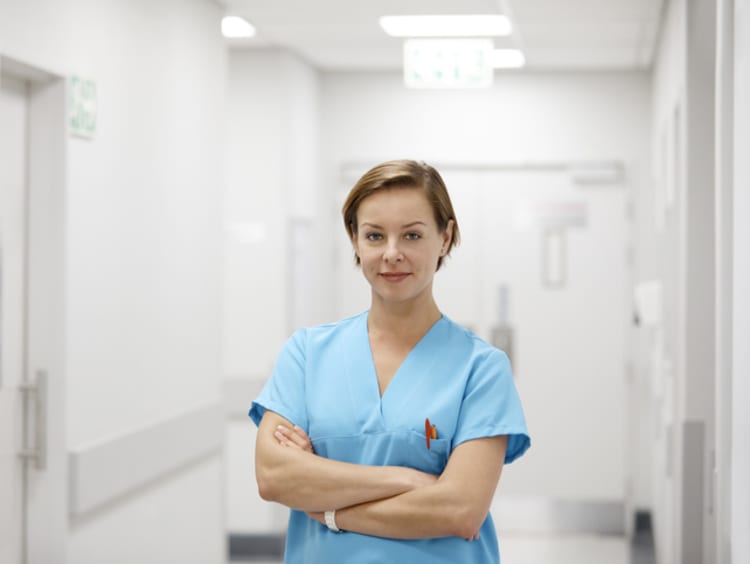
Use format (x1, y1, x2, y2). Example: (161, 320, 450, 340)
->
(229, 530, 656, 564)
(2, 0, 749, 563)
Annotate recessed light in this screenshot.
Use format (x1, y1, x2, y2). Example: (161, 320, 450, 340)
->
(380, 15, 512, 37)
(222, 16, 256, 38)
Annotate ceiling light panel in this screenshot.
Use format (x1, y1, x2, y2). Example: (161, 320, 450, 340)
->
(380, 14, 512, 37)
(222, 16, 256, 38)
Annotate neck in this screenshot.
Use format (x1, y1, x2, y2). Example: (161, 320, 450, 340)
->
(367, 294, 442, 339)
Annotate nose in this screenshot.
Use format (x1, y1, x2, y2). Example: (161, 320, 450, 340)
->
(383, 241, 404, 263)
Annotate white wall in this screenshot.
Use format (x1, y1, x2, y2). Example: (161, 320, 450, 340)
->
(223, 48, 324, 535)
(647, 3, 686, 562)
(320, 70, 651, 512)
(68, 457, 223, 564)
(649, 1, 733, 563)
(732, 1, 750, 561)
(223, 48, 324, 380)
(62, 0, 225, 455)
(321, 71, 650, 165)
(1, 0, 227, 561)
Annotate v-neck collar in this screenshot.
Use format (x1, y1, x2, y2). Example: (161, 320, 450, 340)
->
(346, 311, 445, 431)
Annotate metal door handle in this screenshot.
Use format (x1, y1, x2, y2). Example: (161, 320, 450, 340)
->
(18, 370, 47, 470)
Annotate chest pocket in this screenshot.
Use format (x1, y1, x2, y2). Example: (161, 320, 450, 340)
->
(312, 430, 451, 475)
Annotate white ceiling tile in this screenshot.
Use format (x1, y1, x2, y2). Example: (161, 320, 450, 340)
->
(524, 46, 647, 69)
(519, 21, 654, 47)
(225, 0, 666, 71)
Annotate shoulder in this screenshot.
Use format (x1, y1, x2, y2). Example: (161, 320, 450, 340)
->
(439, 315, 510, 367)
(286, 311, 366, 348)
(273, 312, 366, 369)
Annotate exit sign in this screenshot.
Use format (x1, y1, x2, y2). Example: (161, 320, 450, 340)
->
(68, 76, 97, 139)
(403, 39, 493, 89)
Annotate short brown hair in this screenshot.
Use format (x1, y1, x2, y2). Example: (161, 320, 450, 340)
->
(342, 160, 460, 271)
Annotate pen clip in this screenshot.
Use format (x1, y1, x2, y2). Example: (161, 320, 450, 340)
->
(425, 418, 437, 449)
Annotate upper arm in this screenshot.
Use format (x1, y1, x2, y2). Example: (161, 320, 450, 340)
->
(256, 409, 293, 457)
(438, 435, 508, 524)
(254, 409, 298, 499)
(453, 348, 530, 465)
(249, 329, 309, 431)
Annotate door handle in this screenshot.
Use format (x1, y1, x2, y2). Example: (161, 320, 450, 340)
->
(18, 370, 47, 470)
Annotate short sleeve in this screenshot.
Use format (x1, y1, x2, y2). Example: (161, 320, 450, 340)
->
(453, 348, 530, 464)
(248, 329, 309, 430)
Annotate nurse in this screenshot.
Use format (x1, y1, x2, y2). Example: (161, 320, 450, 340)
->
(250, 159, 530, 563)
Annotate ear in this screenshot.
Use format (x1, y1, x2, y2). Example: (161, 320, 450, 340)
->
(440, 219, 454, 256)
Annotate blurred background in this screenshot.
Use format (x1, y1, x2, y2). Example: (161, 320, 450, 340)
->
(0, 1, 747, 563)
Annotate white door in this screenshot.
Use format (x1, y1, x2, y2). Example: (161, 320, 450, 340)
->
(0, 64, 66, 564)
(432, 167, 630, 521)
(0, 69, 29, 564)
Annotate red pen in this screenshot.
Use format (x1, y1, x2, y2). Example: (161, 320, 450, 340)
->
(425, 418, 437, 449)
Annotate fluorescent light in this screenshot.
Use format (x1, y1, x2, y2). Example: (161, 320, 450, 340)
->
(222, 16, 256, 38)
(488, 49, 526, 68)
(380, 15, 511, 37)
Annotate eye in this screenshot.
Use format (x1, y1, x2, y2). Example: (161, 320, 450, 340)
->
(405, 232, 422, 241)
(365, 232, 383, 241)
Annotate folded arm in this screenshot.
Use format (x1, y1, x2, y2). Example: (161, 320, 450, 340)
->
(254, 410, 437, 512)
(325, 435, 508, 540)
(275, 423, 508, 540)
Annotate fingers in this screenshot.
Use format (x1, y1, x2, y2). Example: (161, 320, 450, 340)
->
(274, 424, 314, 453)
(292, 425, 311, 443)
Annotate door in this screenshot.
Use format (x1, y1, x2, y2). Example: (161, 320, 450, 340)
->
(432, 167, 630, 525)
(0, 69, 29, 564)
(1, 61, 66, 564)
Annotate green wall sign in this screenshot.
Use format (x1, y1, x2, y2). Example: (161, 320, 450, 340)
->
(68, 76, 97, 139)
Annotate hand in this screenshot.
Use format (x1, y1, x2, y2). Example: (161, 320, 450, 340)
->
(274, 424, 315, 454)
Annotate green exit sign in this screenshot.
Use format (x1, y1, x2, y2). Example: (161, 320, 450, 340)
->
(403, 39, 493, 89)
(68, 76, 97, 139)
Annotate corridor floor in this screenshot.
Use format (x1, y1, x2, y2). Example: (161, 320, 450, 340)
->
(232, 531, 654, 564)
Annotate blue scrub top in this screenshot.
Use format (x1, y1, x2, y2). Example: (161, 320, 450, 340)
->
(250, 311, 530, 564)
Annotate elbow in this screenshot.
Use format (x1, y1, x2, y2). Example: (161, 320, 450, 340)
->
(256, 466, 280, 502)
(450, 505, 487, 539)
(434, 484, 489, 538)
(257, 480, 275, 502)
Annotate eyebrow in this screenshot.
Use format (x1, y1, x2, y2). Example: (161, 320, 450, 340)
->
(360, 221, 427, 229)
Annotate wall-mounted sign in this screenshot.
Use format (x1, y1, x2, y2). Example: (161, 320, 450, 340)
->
(68, 76, 97, 139)
(403, 39, 493, 89)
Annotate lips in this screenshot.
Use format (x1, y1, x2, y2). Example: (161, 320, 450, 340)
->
(380, 272, 410, 282)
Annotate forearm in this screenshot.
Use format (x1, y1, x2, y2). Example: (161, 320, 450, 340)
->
(256, 412, 432, 511)
(329, 436, 509, 540)
(334, 480, 485, 540)
(257, 446, 424, 512)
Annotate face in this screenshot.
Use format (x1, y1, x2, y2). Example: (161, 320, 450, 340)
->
(352, 187, 453, 307)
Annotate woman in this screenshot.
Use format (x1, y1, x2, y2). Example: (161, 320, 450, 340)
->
(250, 159, 530, 563)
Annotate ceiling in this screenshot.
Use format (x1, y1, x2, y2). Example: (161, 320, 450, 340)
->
(223, 0, 666, 72)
